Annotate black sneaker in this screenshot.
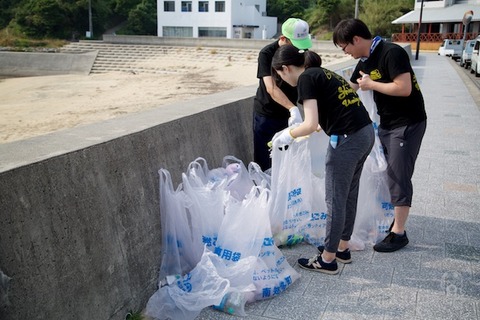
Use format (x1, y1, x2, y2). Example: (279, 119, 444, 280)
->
(297, 254, 339, 275)
(373, 231, 409, 252)
(317, 246, 352, 264)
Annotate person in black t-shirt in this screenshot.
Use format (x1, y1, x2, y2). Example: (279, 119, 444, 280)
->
(253, 18, 312, 171)
(271, 45, 374, 275)
(333, 19, 427, 253)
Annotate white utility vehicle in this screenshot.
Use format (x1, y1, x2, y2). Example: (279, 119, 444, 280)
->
(470, 36, 480, 76)
(460, 39, 475, 69)
(438, 39, 463, 61)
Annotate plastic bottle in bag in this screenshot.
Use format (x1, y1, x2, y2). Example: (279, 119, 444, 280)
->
(213, 291, 247, 316)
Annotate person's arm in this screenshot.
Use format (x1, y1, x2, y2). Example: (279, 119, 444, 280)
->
(290, 99, 319, 138)
(357, 72, 412, 97)
(262, 76, 296, 110)
(349, 81, 359, 91)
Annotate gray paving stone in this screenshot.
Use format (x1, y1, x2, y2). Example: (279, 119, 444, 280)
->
(416, 293, 478, 320)
(263, 293, 328, 319)
(192, 52, 480, 320)
(321, 302, 385, 320)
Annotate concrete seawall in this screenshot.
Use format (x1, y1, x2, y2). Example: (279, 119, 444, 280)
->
(0, 38, 411, 319)
(0, 51, 97, 77)
(0, 85, 256, 320)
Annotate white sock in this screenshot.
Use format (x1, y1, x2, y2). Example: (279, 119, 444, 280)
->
(322, 256, 334, 264)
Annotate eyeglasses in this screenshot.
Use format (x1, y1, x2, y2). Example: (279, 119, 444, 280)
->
(340, 43, 350, 52)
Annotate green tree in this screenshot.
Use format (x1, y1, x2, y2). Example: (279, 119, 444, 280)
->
(112, 0, 142, 17)
(123, 0, 156, 35)
(360, 0, 413, 37)
(15, 0, 71, 38)
(0, 0, 16, 28)
(267, 0, 314, 23)
(305, 0, 354, 35)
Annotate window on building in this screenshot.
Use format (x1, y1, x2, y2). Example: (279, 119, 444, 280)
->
(199, 1, 209, 12)
(164, 1, 175, 12)
(215, 1, 225, 12)
(163, 26, 193, 37)
(198, 27, 227, 38)
(181, 1, 192, 12)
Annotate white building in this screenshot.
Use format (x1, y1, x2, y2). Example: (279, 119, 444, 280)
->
(393, 0, 480, 41)
(156, 0, 278, 39)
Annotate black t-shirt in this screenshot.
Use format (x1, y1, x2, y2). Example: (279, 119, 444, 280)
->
(253, 41, 297, 119)
(298, 67, 372, 136)
(351, 41, 427, 130)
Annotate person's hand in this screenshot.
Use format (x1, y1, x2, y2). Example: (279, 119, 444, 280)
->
(357, 72, 373, 91)
(272, 128, 294, 147)
(288, 106, 303, 126)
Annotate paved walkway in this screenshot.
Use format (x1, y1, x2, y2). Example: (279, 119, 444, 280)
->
(196, 52, 480, 319)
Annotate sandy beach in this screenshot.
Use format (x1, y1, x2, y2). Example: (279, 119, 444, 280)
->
(0, 47, 349, 144)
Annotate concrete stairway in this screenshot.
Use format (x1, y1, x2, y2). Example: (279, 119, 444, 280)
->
(60, 41, 260, 75)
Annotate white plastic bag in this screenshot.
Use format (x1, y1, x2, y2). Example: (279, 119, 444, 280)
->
(308, 130, 329, 179)
(351, 89, 393, 249)
(248, 161, 271, 189)
(211, 187, 271, 316)
(352, 168, 394, 249)
(182, 168, 226, 253)
(298, 131, 329, 247)
(357, 89, 387, 172)
(269, 132, 327, 247)
(146, 247, 231, 320)
(217, 186, 300, 304)
(251, 188, 301, 301)
(216, 187, 270, 261)
(185, 157, 210, 187)
(158, 169, 200, 280)
(222, 156, 255, 201)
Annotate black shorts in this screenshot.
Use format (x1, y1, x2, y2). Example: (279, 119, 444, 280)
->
(378, 121, 426, 206)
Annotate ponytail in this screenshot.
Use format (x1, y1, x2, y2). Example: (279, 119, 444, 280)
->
(304, 51, 322, 69)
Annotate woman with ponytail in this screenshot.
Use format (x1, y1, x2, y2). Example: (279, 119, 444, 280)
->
(271, 45, 374, 274)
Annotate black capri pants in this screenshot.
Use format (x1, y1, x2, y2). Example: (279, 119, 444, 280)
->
(378, 120, 427, 207)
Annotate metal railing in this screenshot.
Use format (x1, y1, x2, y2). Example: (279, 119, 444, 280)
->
(392, 32, 479, 42)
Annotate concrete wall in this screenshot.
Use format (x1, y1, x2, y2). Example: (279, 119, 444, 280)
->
(102, 34, 341, 52)
(0, 86, 255, 320)
(0, 51, 97, 77)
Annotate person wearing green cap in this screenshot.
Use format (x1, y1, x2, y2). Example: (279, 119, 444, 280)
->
(253, 18, 312, 171)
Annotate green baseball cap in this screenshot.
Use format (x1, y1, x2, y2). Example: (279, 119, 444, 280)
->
(281, 18, 312, 50)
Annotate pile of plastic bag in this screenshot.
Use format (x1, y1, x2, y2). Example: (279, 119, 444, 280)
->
(145, 90, 394, 319)
(146, 156, 300, 320)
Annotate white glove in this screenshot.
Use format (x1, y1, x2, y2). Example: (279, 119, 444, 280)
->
(272, 128, 294, 147)
(288, 106, 303, 126)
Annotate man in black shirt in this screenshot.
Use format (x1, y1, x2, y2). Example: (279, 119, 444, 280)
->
(253, 18, 312, 171)
(333, 19, 427, 253)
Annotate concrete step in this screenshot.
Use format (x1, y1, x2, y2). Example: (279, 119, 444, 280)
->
(59, 40, 260, 74)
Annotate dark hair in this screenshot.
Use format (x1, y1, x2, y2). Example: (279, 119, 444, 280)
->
(332, 19, 372, 47)
(271, 45, 322, 79)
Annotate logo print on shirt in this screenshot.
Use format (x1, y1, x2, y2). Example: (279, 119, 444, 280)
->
(369, 69, 382, 81)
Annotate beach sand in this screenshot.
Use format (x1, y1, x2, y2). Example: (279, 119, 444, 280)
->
(0, 48, 349, 144)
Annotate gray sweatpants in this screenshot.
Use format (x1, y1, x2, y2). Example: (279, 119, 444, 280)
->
(324, 124, 375, 253)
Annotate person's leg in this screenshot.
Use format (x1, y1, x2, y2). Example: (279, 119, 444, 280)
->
(253, 112, 287, 171)
(324, 125, 374, 260)
(341, 125, 375, 245)
(322, 144, 354, 262)
(375, 121, 426, 252)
